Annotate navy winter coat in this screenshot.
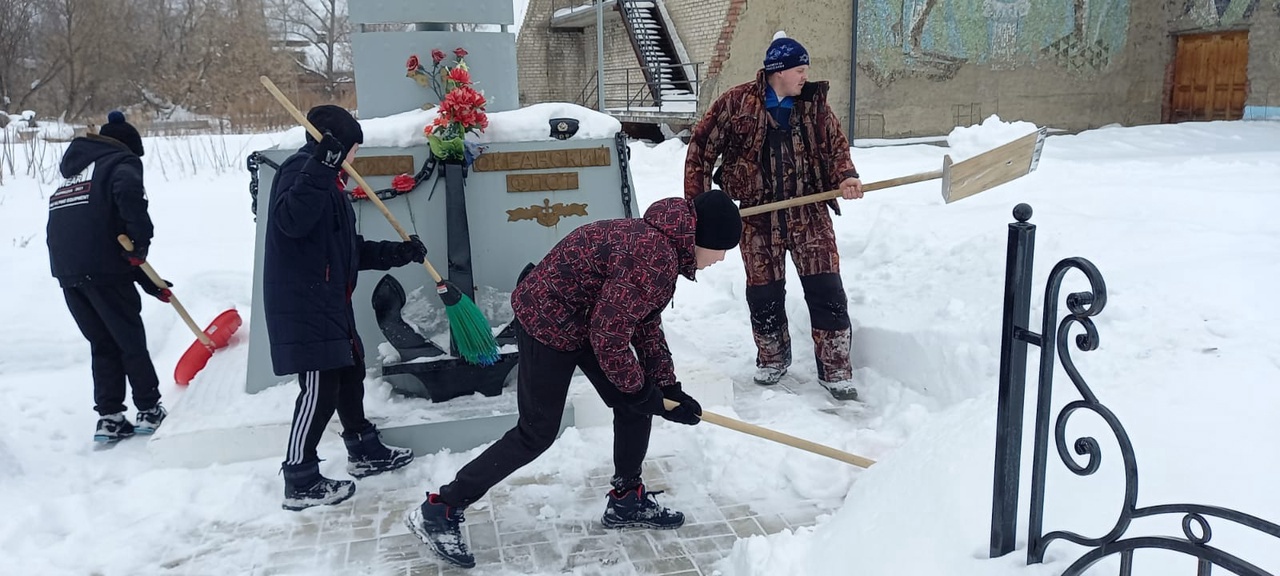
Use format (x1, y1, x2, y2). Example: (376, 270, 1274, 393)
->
(263, 144, 411, 376)
(47, 135, 153, 287)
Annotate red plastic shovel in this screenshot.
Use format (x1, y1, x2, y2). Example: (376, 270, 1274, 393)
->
(118, 235, 242, 385)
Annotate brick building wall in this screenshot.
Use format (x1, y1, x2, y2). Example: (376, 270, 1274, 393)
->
(518, 0, 1280, 137)
(662, 0, 731, 99)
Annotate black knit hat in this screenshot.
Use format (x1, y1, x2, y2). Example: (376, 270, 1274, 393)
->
(305, 105, 364, 149)
(692, 189, 742, 250)
(99, 111, 144, 157)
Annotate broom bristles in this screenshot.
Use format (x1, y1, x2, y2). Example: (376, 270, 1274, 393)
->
(445, 292, 501, 366)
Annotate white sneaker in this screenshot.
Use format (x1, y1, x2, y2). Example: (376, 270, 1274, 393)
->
(753, 366, 787, 386)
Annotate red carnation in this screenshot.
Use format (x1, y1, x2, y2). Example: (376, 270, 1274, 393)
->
(431, 49, 446, 64)
(454, 47, 468, 59)
(392, 174, 416, 192)
(406, 54, 420, 72)
(447, 66, 471, 86)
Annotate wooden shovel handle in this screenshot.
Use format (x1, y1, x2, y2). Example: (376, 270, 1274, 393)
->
(737, 169, 945, 217)
(664, 398, 876, 468)
(258, 75, 445, 284)
(117, 235, 215, 349)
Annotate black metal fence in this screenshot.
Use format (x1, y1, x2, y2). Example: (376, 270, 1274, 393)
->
(988, 203, 1280, 575)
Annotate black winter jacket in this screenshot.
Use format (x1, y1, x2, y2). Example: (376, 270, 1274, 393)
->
(263, 144, 412, 376)
(47, 135, 153, 287)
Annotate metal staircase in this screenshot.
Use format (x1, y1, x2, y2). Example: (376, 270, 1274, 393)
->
(614, 0, 695, 108)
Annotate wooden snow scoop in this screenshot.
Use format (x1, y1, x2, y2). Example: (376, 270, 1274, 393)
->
(118, 235, 242, 385)
(737, 127, 1048, 218)
(664, 399, 876, 468)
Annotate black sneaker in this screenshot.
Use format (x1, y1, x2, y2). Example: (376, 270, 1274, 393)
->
(405, 493, 475, 569)
(600, 484, 685, 530)
(135, 404, 167, 435)
(282, 476, 355, 511)
(281, 462, 356, 511)
(343, 425, 414, 479)
(94, 413, 135, 443)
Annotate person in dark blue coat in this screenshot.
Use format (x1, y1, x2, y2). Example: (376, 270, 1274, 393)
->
(264, 105, 428, 511)
(47, 111, 172, 444)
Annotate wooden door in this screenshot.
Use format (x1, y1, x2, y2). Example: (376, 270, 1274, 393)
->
(1170, 31, 1249, 122)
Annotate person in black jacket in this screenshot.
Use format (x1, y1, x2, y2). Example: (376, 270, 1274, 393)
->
(264, 105, 426, 511)
(47, 111, 172, 443)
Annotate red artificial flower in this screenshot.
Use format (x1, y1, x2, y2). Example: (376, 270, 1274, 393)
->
(447, 66, 471, 86)
(454, 47, 468, 59)
(391, 174, 416, 192)
(406, 54, 420, 72)
(431, 49, 446, 64)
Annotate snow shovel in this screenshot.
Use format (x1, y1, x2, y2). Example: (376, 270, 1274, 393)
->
(738, 127, 1048, 217)
(118, 235, 242, 385)
(664, 399, 876, 468)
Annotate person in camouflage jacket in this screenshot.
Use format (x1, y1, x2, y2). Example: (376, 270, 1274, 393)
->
(684, 33, 864, 400)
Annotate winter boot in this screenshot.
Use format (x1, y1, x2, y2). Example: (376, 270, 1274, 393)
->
(753, 366, 788, 386)
(135, 404, 167, 435)
(819, 379, 858, 401)
(405, 493, 475, 569)
(343, 425, 414, 479)
(601, 484, 685, 530)
(281, 462, 356, 512)
(94, 412, 135, 443)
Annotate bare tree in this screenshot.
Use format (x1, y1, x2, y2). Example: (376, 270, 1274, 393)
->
(265, 0, 352, 96)
(0, 0, 52, 111)
(39, 0, 137, 120)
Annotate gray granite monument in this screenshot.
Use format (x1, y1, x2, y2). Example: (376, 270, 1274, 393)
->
(241, 0, 640, 458)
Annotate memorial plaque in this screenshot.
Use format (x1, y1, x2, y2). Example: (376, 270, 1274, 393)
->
(350, 155, 416, 176)
(506, 172, 579, 192)
(474, 147, 611, 172)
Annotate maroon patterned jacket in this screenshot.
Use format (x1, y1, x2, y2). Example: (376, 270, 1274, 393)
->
(510, 198, 697, 394)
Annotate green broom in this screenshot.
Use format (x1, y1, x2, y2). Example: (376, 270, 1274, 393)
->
(260, 76, 500, 366)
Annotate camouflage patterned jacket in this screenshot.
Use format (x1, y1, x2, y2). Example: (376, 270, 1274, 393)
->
(683, 70, 858, 214)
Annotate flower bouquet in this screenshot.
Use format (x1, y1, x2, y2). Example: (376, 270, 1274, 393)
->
(406, 48, 488, 164)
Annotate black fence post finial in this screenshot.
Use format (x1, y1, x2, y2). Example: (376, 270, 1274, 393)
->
(990, 203, 1040, 558)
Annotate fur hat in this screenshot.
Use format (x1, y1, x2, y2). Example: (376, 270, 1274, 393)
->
(99, 111, 144, 157)
(305, 105, 364, 149)
(692, 189, 742, 250)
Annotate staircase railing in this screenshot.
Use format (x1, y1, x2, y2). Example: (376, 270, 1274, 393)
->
(575, 62, 703, 116)
(614, 0, 695, 104)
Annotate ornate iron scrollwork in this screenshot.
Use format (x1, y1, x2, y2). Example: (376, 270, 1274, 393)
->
(990, 203, 1280, 575)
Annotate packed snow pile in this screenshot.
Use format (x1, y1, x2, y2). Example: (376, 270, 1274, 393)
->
(275, 102, 622, 150)
(945, 114, 1041, 162)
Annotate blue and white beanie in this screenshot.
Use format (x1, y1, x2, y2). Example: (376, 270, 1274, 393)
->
(763, 31, 809, 73)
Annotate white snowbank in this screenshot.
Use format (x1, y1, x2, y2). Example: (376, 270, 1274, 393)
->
(275, 102, 622, 150)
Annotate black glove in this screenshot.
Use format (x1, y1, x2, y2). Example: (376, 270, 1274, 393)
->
(660, 382, 702, 425)
(397, 234, 428, 264)
(135, 270, 174, 303)
(120, 242, 148, 266)
(311, 130, 347, 169)
(627, 384, 666, 417)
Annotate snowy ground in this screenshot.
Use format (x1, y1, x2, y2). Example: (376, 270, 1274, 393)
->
(1, 114, 1279, 575)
